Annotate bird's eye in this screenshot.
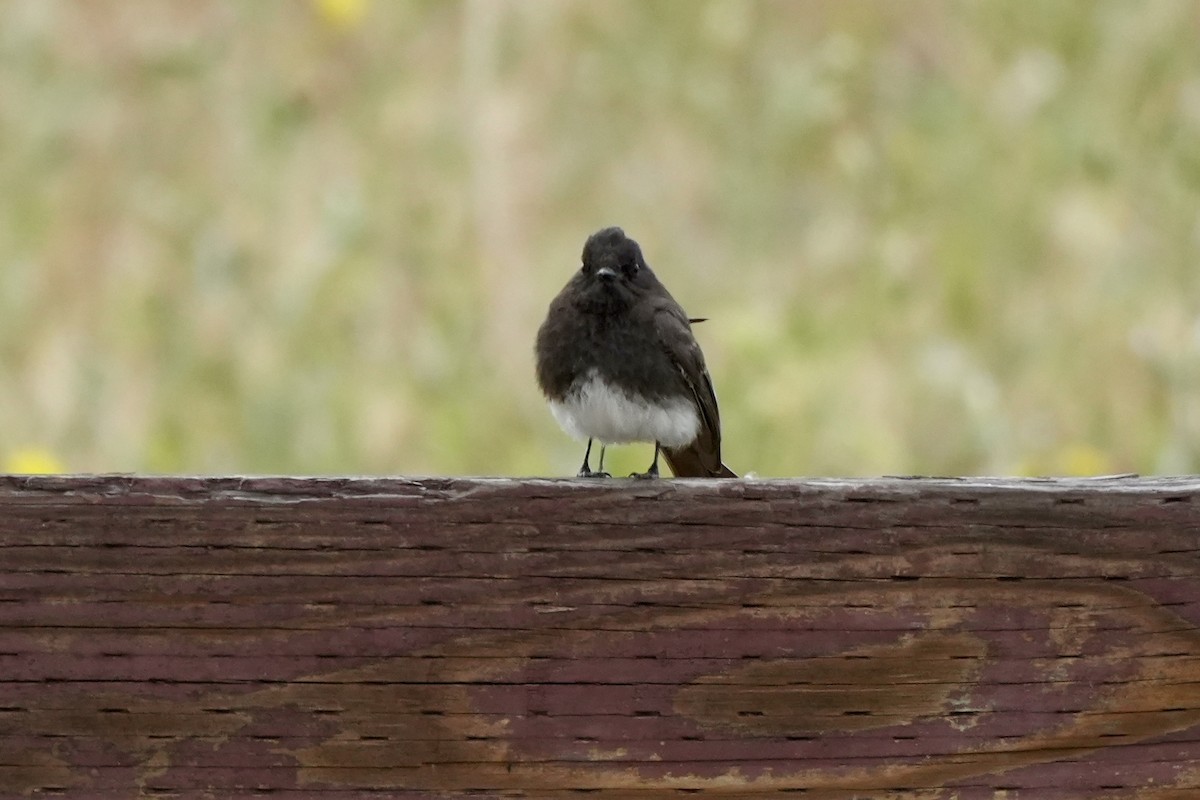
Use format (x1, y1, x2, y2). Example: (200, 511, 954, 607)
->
(626, 261, 639, 276)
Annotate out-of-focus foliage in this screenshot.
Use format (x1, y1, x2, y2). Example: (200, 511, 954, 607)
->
(1, 0, 1198, 477)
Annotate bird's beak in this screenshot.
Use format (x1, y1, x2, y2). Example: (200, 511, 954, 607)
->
(596, 266, 617, 281)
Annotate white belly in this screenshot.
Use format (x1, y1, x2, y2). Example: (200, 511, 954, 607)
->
(548, 371, 700, 447)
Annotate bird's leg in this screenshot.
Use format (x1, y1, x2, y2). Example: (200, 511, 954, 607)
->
(577, 439, 611, 478)
(631, 442, 661, 479)
(597, 445, 609, 476)
(577, 438, 595, 477)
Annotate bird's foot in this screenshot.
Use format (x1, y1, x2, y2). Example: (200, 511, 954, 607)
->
(577, 468, 612, 479)
(576, 439, 611, 478)
(630, 444, 663, 479)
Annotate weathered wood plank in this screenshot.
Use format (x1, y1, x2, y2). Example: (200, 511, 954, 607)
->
(2, 475, 1199, 797)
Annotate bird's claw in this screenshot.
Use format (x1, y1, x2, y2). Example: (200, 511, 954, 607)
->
(577, 469, 612, 479)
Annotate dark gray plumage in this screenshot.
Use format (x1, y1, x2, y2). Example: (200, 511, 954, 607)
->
(535, 227, 735, 479)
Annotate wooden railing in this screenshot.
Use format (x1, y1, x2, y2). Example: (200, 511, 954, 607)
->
(2, 475, 1199, 798)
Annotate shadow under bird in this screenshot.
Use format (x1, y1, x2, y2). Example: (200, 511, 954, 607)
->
(535, 227, 737, 479)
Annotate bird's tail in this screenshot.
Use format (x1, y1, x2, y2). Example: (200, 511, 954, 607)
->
(662, 444, 737, 478)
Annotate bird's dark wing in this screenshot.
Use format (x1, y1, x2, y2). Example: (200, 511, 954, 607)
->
(652, 305, 736, 478)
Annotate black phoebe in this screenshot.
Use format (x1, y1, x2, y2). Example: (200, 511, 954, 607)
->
(535, 227, 736, 479)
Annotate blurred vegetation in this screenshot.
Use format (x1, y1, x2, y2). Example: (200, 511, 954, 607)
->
(2, 0, 1199, 478)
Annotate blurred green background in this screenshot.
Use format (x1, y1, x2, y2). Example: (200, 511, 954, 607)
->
(2, 0, 1199, 478)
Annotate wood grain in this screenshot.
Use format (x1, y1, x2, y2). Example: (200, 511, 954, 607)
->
(1, 474, 1199, 798)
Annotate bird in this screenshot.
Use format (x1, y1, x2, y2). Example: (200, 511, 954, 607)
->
(535, 227, 736, 479)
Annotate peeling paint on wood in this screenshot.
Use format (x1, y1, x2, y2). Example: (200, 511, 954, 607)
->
(1, 474, 1199, 798)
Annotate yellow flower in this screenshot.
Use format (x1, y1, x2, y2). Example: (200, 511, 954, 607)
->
(5, 447, 64, 475)
(313, 0, 369, 30)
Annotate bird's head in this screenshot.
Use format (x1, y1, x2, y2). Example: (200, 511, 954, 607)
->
(574, 227, 657, 308)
